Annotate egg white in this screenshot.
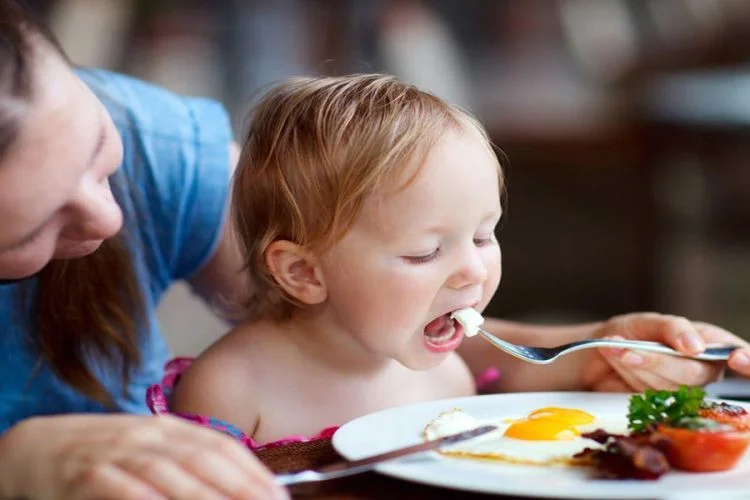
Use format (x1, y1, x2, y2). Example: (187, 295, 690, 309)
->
(423, 408, 629, 466)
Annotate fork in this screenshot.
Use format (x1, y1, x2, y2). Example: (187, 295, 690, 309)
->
(474, 327, 740, 365)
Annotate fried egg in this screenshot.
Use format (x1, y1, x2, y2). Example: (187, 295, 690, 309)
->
(423, 407, 628, 466)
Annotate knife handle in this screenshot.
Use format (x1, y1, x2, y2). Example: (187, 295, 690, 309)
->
(275, 469, 327, 486)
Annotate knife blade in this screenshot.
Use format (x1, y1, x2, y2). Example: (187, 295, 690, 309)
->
(275, 424, 497, 486)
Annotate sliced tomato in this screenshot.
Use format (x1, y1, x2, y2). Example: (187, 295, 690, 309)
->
(700, 404, 750, 431)
(656, 424, 750, 472)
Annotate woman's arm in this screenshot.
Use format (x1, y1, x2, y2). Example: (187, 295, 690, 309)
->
(187, 142, 253, 321)
(0, 413, 287, 499)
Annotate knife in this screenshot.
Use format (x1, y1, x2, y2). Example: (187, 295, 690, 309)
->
(275, 424, 497, 486)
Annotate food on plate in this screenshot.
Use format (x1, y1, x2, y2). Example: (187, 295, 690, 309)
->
(575, 428, 671, 480)
(699, 401, 750, 431)
(423, 406, 628, 466)
(450, 308, 484, 337)
(577, 385, 750, 478)
(655, 422, 750, 472)
(423, 386, 749, 479)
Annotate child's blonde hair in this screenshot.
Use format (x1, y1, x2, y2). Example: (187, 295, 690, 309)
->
(232, 74, 503, 319)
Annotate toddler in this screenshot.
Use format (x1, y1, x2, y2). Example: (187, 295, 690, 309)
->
(149, 74, 503, 448)
(147, 73, 741, 450)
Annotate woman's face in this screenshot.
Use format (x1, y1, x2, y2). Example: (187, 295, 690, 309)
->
(0, 42, 123, 280)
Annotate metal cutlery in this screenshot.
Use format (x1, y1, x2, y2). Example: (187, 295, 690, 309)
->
(475, 327, 740, 365)
(275, 424, 497, 486)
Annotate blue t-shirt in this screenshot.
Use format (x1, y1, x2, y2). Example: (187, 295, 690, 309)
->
(0, 69, 232, 432)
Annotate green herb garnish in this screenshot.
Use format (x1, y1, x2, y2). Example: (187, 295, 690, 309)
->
(627, 385, 706, 432)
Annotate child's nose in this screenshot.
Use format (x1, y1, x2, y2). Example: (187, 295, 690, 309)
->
(447, 247, 488, 290)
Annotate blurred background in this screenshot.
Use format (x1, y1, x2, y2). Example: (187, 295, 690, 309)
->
(25, 0, 750, 356)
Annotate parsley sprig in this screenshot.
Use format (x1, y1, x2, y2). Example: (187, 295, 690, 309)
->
(627, 385, 706, 432)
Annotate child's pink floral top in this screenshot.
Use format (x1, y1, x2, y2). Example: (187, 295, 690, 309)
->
(146, 357, 500, 451)
(147, 358, 338, 451)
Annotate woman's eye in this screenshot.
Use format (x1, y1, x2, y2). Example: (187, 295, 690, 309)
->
(404, 248, 440, 264)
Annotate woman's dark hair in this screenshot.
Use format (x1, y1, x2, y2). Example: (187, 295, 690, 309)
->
(1, 0, 144, 407)
(0, 0, 34, 155)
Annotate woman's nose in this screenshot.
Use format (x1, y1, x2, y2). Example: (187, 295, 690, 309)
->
(62, 177, 123, 241)
(447, 247, 488, 290)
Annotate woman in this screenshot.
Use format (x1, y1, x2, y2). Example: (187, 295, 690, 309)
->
(0, 2, 287, 499)
(1, 1, 748, 499)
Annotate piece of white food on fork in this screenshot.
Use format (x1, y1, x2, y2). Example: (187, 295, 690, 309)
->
(451, 308, 484, 337)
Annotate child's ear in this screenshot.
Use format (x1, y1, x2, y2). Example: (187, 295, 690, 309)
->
(265, 240, 327, 305)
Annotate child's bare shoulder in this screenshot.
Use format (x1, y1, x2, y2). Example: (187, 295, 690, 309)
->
(170, 322, 274, 433)
(183, 324, 265, 382)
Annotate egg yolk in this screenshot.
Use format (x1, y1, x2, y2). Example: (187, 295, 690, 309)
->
(527, 407, 595, 426)
(503, 407, 596, 441)
(504, 417, 580, 441)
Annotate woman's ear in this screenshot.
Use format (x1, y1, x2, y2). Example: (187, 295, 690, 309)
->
(265, 240, 327, 305)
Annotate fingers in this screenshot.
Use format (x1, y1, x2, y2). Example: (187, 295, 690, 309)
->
(65, 463, 166, 500)
(600, 336, 725, 390)
(657, 319, 750, 379)
(616, 314, 706, 355)
(117, 453, 226, 500)
(691, 322, 750, 378)
(592, 312, 750, 392)
(614, 355, 720, 391)
(582, 346, 651, 392)
(177, 421, 273, 488)
(728, 348, 750, 376)
(0, 415, 289, 500)
(142, 417, 289, 500)
(168, 441, 277, 500)
(599, 349, 654, 392)
(692, 321, 747, 344)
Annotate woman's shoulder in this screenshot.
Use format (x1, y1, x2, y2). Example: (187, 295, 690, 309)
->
(76, 69, 234, 289)
(76, 68, 231, 141)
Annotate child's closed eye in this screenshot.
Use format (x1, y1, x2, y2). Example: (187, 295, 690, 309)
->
(474, 234, 496, 247)
(403, 248, 440, 264)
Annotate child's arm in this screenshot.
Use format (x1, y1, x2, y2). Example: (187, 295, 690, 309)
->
(171, 352, 260, 439)
(458, 313, 750, 393)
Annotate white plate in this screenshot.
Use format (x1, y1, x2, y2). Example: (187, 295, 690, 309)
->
(332, 392, 750, 499)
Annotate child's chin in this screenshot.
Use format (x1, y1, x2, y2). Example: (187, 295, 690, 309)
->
(399, 351, 452, 371)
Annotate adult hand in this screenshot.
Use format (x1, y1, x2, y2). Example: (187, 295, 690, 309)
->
(0, 414, 288, 500)
(581, 312, 750, 392)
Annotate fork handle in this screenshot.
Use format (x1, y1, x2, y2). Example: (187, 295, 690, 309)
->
(569, 339, 740, 361)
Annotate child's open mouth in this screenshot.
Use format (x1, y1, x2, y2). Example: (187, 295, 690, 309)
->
(423, 314, 464, 352)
